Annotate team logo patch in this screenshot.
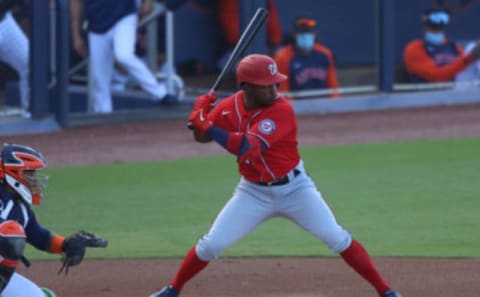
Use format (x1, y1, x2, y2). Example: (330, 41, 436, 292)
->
(268, 63, 278, 75)
(258, 119, 276, 135)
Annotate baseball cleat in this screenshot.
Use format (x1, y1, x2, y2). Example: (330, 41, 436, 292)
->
(380, 289, 402, 297)
(149, 285, 179, 297)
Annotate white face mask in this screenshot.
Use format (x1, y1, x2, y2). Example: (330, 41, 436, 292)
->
(296, 33, 315, 51)
(425, 31, 445, 45)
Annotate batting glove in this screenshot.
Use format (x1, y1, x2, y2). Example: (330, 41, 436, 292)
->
(191, 108, 213, 133)
(187, 91, 217, 129)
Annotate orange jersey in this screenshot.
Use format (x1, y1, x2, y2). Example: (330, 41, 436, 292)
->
(403, 39, 473, 82)
(208, 91, 300, 183)
(274, 44, 339, 95)
(218, 0, 282, 47)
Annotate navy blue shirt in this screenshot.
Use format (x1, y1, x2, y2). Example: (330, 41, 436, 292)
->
(0, 185, 53, 251)
(85, 0, 137, 34)
(288, 50, 330, 91)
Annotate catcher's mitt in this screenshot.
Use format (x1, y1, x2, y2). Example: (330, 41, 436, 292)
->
(58, 231, 108, 275)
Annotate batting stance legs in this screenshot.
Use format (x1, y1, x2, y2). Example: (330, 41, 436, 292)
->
(151, 162, 393, 296)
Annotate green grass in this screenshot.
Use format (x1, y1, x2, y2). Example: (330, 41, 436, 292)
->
(25, 137, 480, 260)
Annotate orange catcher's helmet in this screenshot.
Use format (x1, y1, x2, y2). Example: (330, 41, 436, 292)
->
(236, 54, 287, 86)
(0, 144, 48, 205)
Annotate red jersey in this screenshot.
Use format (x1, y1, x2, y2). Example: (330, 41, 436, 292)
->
(208, 91, 300, 183)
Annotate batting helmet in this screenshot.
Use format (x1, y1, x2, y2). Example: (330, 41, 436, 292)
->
(236, 54, 287, 86)
(0, 144, 48, 205)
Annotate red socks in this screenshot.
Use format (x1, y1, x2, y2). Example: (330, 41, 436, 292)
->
(340, 239, 391, 295)
(171, 246, 209, 291)
(170, 241, 390, 295)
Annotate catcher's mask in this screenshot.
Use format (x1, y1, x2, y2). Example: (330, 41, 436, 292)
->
(0, 144, 48, 205)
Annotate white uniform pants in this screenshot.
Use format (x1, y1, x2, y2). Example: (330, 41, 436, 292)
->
(1, 273, 45, 297)
(196, 160, 352, 261)
(0, 12, 29, 110)
(88, 14, 167, 113)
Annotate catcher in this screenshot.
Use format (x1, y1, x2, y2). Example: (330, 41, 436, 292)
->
(0, 143, 108, 297)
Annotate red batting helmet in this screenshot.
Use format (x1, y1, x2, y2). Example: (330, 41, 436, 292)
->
(236, 54, 287, 86)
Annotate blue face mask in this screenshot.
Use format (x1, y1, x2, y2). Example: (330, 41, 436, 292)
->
(296, 33, 315, 51)
(425, 31, 445, 45)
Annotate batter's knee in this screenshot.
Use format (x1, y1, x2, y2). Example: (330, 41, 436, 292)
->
(195, 234, 230, 261)
(322, 228, 352, 254)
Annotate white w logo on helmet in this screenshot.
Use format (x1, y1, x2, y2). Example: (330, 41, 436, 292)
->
(268, 63, 278, 75)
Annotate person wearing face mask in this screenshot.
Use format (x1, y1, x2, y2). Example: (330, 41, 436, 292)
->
(274, 17, 339, 97)
(403, 8, 480, 83)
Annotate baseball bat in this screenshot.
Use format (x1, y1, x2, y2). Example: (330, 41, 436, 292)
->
(188, 7, 268, 129)
(211, 7, 269, 92)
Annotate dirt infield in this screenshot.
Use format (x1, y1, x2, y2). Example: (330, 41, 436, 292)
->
(8, 103, 480, 297)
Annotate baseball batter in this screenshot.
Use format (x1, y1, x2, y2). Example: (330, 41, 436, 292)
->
(70, 0, 170, 113)
(149, 54, 402, 297)
(0, 0, 30, 117)
(0, 143, 107, 297)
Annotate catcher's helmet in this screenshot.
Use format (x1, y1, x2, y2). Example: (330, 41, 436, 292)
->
(0, 144, 48, 205)
(236, 54, 287, 86)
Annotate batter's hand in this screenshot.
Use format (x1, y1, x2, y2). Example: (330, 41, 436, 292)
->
(187, 92, 217, 129)
(190, 108, 213, 133)
(194, 92, 217, 114)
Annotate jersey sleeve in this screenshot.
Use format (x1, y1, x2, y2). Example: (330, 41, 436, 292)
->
(24, 211, 53, 251)
(404, 40, 473, 82)
(208, 97, 232, 130)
